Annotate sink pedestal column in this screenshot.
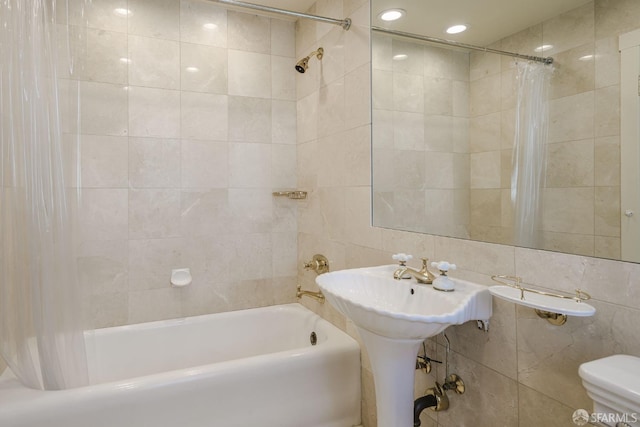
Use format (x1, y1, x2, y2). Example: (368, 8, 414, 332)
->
(357, 327, 423, 427)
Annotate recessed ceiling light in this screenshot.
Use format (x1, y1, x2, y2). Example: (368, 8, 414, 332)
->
(119, 57, 131, 64)
(534, 44, 554, 52)
(185, 67, 200, 73)
(379, 9, 405, 22)
(446, 24, 467, 34)
(393, 54, 408, 61)
(202, 23, 217, 30)
(578, 54, 594, 61)
(113, 8, 131, 16)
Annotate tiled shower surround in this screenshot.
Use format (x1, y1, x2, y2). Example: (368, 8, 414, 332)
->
(1, 0, 639, 426)
(56, 0, 299, 325)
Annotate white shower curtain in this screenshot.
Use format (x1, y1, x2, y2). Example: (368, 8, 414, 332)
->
(511, 61, 553, 248)
(0, 0, 89, 390)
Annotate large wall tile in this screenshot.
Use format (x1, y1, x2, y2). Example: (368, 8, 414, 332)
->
(79, 189, 128, 241)
(80, 81, 128, 136)
(228, 97, 272, 142)
(181, 140, 229, 189)
(436, 348, 519, 427)
(228, 50, 271, 98)
(77, 239, 129, 295)
(128, 288, 183, 323)
(548, 91, 595, 143)
(445, 297, 518, 379)
(595, 0, 640, 39)
(128, 0, 179, 40)
(179, 0, 227, 47)
(518, 384, 576, 427)
(128, 36, 180, 89)
(180, 189, 231, 238)
(545, 139, 594, 188)
(181, 43, 228, 94)
(228, 11, 270, 54)
(270, 20, 295, 58)
(80, 135, 128, 188)
(129, 138, 180, 188)
(271, 56, 297, 101)
(229, 143, 272, 188)
(128, 189, 181, 239)
(75, 28, 128, 84)
(128, 238, 183, 291)
(543, 2, 595, 54)
(549, 43, 595, 100)
(542, 188, 594, 234)
(272, 100, 297, 144)
(128, 86, 180, 138)
(65, 0, 128, 32)
(180, 92, 228, 140)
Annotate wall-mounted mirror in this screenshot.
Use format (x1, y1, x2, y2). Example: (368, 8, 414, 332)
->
(371, 0, 640, 262)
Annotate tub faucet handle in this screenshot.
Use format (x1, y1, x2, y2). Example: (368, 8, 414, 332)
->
(303, 254, 329, 274)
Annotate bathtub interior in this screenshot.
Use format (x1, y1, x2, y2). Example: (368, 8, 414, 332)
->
(85, 304, 332, 385)
(0, 304, 362, 427)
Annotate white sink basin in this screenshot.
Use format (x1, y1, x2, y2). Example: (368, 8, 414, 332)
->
(316, 264, 492, 340)
(316, 264, 493, 427)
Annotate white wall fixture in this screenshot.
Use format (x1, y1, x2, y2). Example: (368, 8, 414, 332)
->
(170, 268, 192, 287)
(317, 265, 492, 426)
(490, 275, 595, 325)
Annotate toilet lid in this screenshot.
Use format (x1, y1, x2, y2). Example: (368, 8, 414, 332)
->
(579, 355, 640, 406)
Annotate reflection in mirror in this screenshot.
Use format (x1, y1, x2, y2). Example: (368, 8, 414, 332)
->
(371, 0, 640, 262)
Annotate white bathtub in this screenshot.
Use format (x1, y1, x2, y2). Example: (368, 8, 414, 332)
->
(0, 303, 362, 427)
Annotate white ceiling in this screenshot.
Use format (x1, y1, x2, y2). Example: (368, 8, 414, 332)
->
(372, 0, 593, 46)
(250, 0, 592, 47)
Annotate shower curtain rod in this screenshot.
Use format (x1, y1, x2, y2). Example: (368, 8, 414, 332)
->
(205, 0, 352, 30)
(372, 26, 554, 65)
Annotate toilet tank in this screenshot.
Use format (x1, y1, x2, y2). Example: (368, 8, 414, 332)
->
(579, 355, 640, 427)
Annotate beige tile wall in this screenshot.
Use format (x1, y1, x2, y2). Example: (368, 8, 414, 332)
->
(57, 0, 298, 327)
(297, 0, 640, 426)
(372, 35, 471, 238)
(468, 0, 626, 259)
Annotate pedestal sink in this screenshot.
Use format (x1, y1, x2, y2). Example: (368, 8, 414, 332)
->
(316, 265, 492, 427)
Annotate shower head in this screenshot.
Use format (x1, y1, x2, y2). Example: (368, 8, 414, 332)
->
(295, 47, 324, 73)
(295, 57, 310, 73)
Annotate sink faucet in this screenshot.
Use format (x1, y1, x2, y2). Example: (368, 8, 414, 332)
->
(393, 258, 436, 284)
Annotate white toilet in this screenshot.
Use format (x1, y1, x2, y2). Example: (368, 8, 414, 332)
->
(579, 355, 640, 427)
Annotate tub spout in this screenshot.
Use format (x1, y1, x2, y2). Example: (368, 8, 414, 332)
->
(413, 393, 437, 426)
